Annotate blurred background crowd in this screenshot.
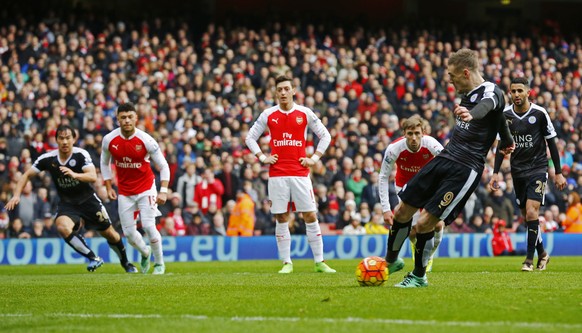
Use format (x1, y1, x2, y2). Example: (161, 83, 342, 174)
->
(0, 0, 581, 240)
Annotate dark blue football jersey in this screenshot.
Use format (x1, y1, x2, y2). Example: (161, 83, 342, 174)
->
(504, 103, 556, 178)
(32, 147, 96, 204)
(439, 81, 506, 172)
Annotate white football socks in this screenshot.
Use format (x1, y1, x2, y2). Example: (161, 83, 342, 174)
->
(430, 228, 444, 258)
(144, 226, 164, 265)
(306, 221, 324, 263)
(122, 225, 149, 257)
(275, 222, 292, 264)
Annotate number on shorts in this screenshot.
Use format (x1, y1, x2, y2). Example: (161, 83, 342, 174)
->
(148, 195, 157, 207)
(96, 206, 109, 222)
(96, 211, 106, 222)
(535, 180, 546, 194)
(439, 191, 454, 208)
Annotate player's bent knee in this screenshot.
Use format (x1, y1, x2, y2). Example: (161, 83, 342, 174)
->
(394, 203, 416, 221)
(122, 225, 141, 245)
(143, 226, 161, 243)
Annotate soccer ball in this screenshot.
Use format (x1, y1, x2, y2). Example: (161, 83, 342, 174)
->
(355, 256, 388, 287)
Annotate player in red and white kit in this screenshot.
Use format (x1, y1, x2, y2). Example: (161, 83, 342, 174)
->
(245, 75, 336, 274)
(101, 103, 170, 275)
(378, 115, 444, 273)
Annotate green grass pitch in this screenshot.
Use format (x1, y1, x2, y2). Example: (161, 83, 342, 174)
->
(1, 257, 581, 333)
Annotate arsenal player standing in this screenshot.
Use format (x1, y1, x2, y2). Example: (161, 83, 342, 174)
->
(101, 103, 170, 275)
(378, 115, 444, 272)
(245, 76, 336, 274)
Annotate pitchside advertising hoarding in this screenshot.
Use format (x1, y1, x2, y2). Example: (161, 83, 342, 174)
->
(0, 234, 581, 265)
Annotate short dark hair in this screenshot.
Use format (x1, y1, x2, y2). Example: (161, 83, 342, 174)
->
(510, 77, 530, 87)
(56, 124, 77, 139)
(117, 102, 136, 114)
(275, 75, 293, 87)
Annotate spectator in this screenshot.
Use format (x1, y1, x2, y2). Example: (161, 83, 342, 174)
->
(563, 192, 582, 233)
(169, 207, 187, 236)
(361, 171, 380, 208)
(226, 189, 255, 237)
(42, 213, 59, 237)
(447, 215, 474, 233)
(211, 213, 227, 236)
(12, 180, 37, 232)
(31, 220, 48, 238)
(186, 212, 211, 236)
(492, 219, 525, 256)
(468, 215, 492, 234)
(175, 162, 200, 208)
(255, 199, 275, 236)
(365, 214, 389, 235)
(342, 214, 366, 235)
(7, 218, 30, 239)
(159, 216, 177, 237)
(216, 160, 241, 204)
(323, 200, 341, 226)
(541, 210, 560, 233)
(194, 169, 224, 215)
(346, 168, 367, 206)
(482, 183, 515, 228)
(0, 207, 9, 235)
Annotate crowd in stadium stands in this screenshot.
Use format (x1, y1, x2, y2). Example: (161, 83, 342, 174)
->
(0, 16, 581, 239)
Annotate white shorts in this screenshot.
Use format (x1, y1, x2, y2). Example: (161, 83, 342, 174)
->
(118, 182, 161, 229)
(268, 176, 317, 214)
(396, 185, 420, 227)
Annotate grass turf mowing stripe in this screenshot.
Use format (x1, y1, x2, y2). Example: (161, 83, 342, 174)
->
(2, 313, 581, 330)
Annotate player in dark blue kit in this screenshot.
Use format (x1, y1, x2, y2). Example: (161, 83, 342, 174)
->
(385, 49, 515, 287)
(490, 77, 566, 272)
(5, 125, 137, 273)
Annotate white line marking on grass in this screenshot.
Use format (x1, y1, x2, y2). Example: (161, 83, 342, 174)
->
(1, 313, 581, 330)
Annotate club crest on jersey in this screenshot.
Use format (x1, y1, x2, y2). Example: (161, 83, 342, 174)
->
(423, 154, 430, 159)
(296, 117, 303, 125)
(470, 94, 478, 103)
(69, 159, 76, 167)
(136, 144, 143, 151)
(528, 116, 536, 124)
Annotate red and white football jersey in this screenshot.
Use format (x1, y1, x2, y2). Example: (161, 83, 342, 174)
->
(101, 128, 168, 196)
(378, 135, 443, 212)
(246, 103, 331, 177)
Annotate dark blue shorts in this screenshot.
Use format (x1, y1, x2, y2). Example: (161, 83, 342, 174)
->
(56, 194, 112, 232)
(512, 173, 547, 209)
(399, 157, 481, 225)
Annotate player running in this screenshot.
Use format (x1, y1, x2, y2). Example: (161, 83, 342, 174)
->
(101, 102, 170, 275)
(5, 124, 137, 273)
